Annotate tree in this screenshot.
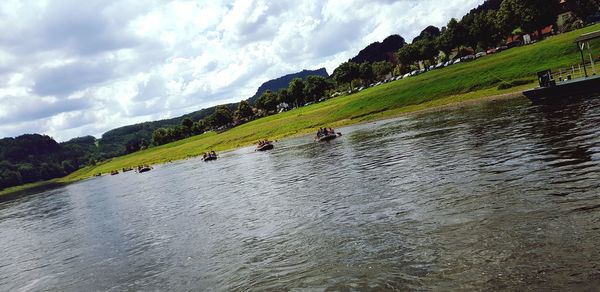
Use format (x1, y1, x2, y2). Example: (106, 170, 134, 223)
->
(152, 128, 169, 145)
(277, 88, 294, 106)
(437, 18, 468, 54)
(125, 138, 141, 153)
(234, 100, 254, 122)
(0, 169, 22, 189)
(288, 78, 306, 107)
(470, 10, 503, 50)
(191, 121, 205, 135)
(568, 0, 600, 19)
(497, 0, 561, 36)
(414, 40, 438, 64)
(182, 117, 193, 130)
(396, 44, 420, 67)
(17, 163, 38, 183)
(61, 160, 76, 174)
(256, 90, 278, 113)
(332, 62, 360, 86)
(359, 62, 375, 84)
(372, 61, 393, 79)
(412, 25, 441, 43)
(303, 75, 330, 103)
(139, 138, 149, 149)
(206, 105, 233, 129)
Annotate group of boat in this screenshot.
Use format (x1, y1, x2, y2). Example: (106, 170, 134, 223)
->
(102, 165, 153, 176)
(99, 127, 340, 178)
(252, 127, 341, 152)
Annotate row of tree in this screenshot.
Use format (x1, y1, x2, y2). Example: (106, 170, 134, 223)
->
(256, 75, 333, 112)
(151, 101, 256, 146)
(149, 75, 335, 146)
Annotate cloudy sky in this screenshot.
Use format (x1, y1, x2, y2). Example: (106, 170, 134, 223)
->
(0, 0, 481, 141)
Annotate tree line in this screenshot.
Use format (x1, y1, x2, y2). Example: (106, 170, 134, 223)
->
(150, 75, 334, 146)
(0, 135, 99, 190)
(331, 0, 599, 90)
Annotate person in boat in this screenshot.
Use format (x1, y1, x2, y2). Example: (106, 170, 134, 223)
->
(202, 153, 207, 160)
(210, 151, 216, 158)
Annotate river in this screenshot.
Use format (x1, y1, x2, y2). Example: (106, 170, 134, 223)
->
(1, 97, 600, 291)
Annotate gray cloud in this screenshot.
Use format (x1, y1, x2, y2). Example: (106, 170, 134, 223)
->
(0, 96, 93, 124)
(33, 61, 115, 96)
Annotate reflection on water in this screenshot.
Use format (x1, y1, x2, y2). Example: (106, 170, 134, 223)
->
(1, 97, 600, 290)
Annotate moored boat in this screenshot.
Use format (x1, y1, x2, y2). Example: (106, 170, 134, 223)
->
(523, 30, 600, 102)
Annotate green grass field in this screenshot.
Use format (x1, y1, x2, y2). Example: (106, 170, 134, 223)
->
(5, 23, 599, 195)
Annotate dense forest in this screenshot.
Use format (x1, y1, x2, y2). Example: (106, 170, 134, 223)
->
(0, 134, 98, 189)
(2, 0, 599, 190)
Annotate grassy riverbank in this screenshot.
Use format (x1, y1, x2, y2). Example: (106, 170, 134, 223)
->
(3, 24, 598, 196)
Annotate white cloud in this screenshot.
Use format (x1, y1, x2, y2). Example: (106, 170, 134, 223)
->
(0, 0, 482, 141)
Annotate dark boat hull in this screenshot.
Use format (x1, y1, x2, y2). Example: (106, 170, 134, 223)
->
(523, 76, 600, 102)
(138, 167, 151, 173)
(256, 144, 274, 151)
(203, 156, 217, 162)
(315, 134, 338, 142)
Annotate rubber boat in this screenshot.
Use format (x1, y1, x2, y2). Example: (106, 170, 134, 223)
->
(138, 167, 152, 173)
(203, 155, 218, 162)
(315, 133, 340, 142)
(256, 143, 274, 151)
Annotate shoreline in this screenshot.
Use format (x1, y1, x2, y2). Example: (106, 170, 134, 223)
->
(0, 88, 528, 200)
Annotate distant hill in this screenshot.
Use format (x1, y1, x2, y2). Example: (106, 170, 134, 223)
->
(98, 103, 237, 158)
(98, 68, 329, 157)
(349, 35, 406, 64)
(247, 68, 329, 105)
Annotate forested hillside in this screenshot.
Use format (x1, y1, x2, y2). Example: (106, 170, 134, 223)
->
(0, 134, 98, 189)
(247, 68, 329, 105)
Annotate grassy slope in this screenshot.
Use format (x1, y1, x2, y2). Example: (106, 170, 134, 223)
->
(6, 24, 598, 190)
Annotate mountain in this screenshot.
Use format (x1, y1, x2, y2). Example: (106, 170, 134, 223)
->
(247, 68, 329, 105)
(349, 34, 406, 64)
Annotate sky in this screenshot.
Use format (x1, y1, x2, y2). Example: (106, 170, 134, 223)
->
(0, 0, 482, 142)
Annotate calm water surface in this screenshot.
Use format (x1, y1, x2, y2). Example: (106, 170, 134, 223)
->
(1, 97, 600, 291)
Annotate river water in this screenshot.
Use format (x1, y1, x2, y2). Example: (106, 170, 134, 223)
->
(1, 97, 600, 291)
